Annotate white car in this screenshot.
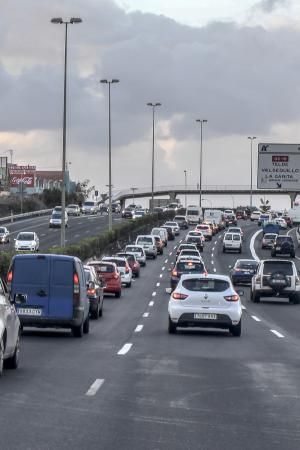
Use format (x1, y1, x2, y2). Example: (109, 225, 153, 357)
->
(151, 227, 168, 246)
(223, 233, 242, 253)
(66, 204, 81, 216)
(49, 211, 68, 228)
(196, 224, 212, 241)
(102, 256, 132, 287)
(227, 227, 244, 240)
(0, 227, 10, 244)
(164, 221, 180, 236)
(135, 235, 157, 259)
(250, 210, 261, 221)
(177, 249, 202, 260)
(125, 245, 147, 266)
(275, 218, 288, 229)
(82, 201, 98, 215)
(168, 274, 242, 336)
(14, 232, 39, 252)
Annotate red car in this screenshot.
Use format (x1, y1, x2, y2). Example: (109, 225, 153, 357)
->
(88, 261, 122, 298)
(117, 252, 141, 278)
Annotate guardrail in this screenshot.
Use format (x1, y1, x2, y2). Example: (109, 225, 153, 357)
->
(0, 209, 52, 224)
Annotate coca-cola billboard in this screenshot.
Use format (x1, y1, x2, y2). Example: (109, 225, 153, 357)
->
(9, 165, 36, 188)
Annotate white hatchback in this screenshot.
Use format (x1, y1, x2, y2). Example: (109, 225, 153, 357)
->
(168, 274, 242, 336)
(14, 232, 39, 252)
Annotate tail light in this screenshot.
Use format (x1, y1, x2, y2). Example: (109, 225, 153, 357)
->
(73, 272, 80, 304)
(172, 292, 188, 300)
(7, 270, 13, 290)
(234, 268, 242, 272)
(224, 294, 239, 302)
(113, 272, 119, 280)
(87, 288, 96, 296)
(172, 270, 178, 277)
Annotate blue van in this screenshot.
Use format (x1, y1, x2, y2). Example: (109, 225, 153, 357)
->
(7, 254, 90, 337)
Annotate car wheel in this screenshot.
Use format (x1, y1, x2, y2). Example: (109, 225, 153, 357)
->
(230, 320, 241, 337)
(72, 321, 84, 338)
(252, 292, 260, 303)
(271, 251, 276, 257)
(127, 281, 132, 288)
(99, 301, 103, 317)
(290, 294, 300, 304)
(5, 334, 20, 369)
(115, 291, 121, 298)
(0, 340, 4, 377)
(83, 316, 90, 334)
(153, 254, 157, 259)
(239, 246, 242, 253)
(135, 271, 140, 278)
(91, 303, 99, 320)
(291, 252, 295, 258)
(222, 247, 226, 253)
(168, 316, 177, 334)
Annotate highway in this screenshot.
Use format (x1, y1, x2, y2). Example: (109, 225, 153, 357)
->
(0, 220, 300, 449)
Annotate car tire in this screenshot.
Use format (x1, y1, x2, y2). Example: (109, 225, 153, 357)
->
(230, 320, 241, 337)
(222, 247, 226, 253)
(83, 316, 90, 334)
(91, 303, 99, 320)
(135, 271, 140, 278)
(239, 246, 242, 253)
(291, 252, 295, 258)
(153, 254, 157, 259)
(5, 335, 20, 369)
(168, 316, 177, 334)
(115, 291, 121, 298)
(271, 250, 276, 257)
(99, 302, 103, 317)
(0, 339, 4, 377)
(252, 292, 260, 303)
(290, 294, 300, 304)
(72, 321, 84, 338)
(127, 281, 132, 288)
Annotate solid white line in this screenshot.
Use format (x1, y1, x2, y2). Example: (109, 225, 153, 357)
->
(156, 282, 160, 287)
(241, 305, 246, 310)
(143, 312, 149, 318)
(86, 379, 105, 396)
(270, 329, 284, 338)
(251, 315, 261, 322)
(149, 301, 154, 306)
(165, 259, 168, 263)
(117, 343, 133, 355)
(250, 229, 262, 262)
(162, 266, 165, 271)
(152, 291, 156, 297)
(134, 324, 143, 332)
(159, 274, 163, 278)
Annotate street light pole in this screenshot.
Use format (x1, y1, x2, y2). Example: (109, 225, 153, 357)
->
(196, 119, 208, 209)
(101, 79, 119, 232)
(51, 17, 82, 247)
(131, 187, 137, 205)
(147, 102, 161, 213)
(184, 170, 187, 209)
(248, 136, 257, 209)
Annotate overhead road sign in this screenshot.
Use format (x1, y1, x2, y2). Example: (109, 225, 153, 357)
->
(257, 143, 300, 190)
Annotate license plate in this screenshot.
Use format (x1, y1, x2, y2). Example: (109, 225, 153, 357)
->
(17, 308, 42, 316)
(194, 313, 217, 320)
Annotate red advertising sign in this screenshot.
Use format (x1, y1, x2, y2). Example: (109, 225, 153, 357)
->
(9, 173, 35, 187)
(272, 155, 289, 162)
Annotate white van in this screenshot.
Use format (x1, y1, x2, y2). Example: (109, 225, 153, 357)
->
(288, 206, 300, 225)
(151, 227, 168, 246)
(186, 206, 202, 225)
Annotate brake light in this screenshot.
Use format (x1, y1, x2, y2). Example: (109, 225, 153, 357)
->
(113, 272, 119, 280)
(87, 288, 96, 296)
(73, 273, 80, 294)
(224, 294, 239, 302)
(172, 270, 178, 277)
(7, 270, 13, 283)
(172, 292, 188, 300)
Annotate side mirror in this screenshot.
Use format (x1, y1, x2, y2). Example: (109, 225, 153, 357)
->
(13, 293, 27, 305)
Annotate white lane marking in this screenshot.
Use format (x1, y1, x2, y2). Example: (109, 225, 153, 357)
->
(159, 274, 163, 278)
(211, 253, 214, 257)
(242, 305, 246, 310)
(86, 379, 105, 396)
(134, 324, 144, 332)
(180, 239, 183, 243)
(169, 252, 172, 256)
(250, 229, 263, 262)
(213, 268, 216, 272)
(270, 329, 284, 338)
(162, 266, 165, 271)
(117, 343, 133, 355)
(143, 312, 149, 318)
(152, 291, 156, 297)
(156, 282, 160, 287)
(212, 247, 215, 251)
(296, 256, 300, 261)
(85, 230, 89, 233)
(174, 245, 177, 250)
(251, 315, 261, 322)
(211, 260, 214, 265)
(165, 259, 168, 263)
(149, 301, 154, 306)
(78, 222, 82, 225)
(41, 233, 46, 237)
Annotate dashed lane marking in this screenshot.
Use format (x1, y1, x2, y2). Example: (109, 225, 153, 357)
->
(162, 266, 165, 271)
(152, 292, 156, 297)
(86, 379, 105, 396)
(149, 301, 154, 306)
(143, 312, 149, 318)
(213, 268, 216, 272)
(41, 233, 46, 237)
(242, 305, 246, 310)
(134, 324, 143, 332)
(117, 343, 133, 355)
(159, 274, 163, 278)
(174, 246, 177, 250)
(211, 261, 214, 265)
(169, 252, 172, 256)
(251, 315, 261, 322)
(165, 259, 168, 263)
(270, 329, 284, 338)
(156, 282, 160, 287)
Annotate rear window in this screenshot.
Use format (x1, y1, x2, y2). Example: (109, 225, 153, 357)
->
(182, 278, 229, 292)
(236, 261, 258, 270)
(174, 216, 185, 221)
(84, 269, 92, 281)
(105, 259, 126, 267)
(177, 262, 204, 273)
(263, 261, 293, 276)
(137, 237, 153, 244)
(0, 228, 6, 233)
(187, 210, 199, 216)
(180, 250, 199, 256)
(97, 264, 114, 273)
(84, 202, 95, 207)
(225, 234, 233, 240)
(13, 257, 49, 285)
(233, 235, 241, 241)
(187, 237, 200, 243)
(264, 234, 277, 239)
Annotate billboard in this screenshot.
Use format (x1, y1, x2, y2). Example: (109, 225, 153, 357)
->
(9, 165, 36, 188)
(257, 143, 300, 190)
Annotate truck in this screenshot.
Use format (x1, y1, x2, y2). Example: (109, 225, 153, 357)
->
(204, 209, 225, 229)
(262, 222, 280, 236)
(186, 205, 202, 225)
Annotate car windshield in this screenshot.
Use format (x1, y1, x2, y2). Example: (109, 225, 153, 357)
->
(0, 228, 6, 234)
(137, 237, 153, 244)
(17, 233, 34, 241)
(263, 261, 293, 276)
(187, 210, 199, 215)
(182, 278, 230, 292)
(177, 262, 204, 273)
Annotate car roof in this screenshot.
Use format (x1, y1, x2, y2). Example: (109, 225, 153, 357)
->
(180, 273, 230, 281)
(235, 259, 258, 264)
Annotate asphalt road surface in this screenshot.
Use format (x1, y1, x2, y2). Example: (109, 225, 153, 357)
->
(0, 220, 299, 449)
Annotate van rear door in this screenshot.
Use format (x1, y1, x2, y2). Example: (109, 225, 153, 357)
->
(12, 255, 50, 318)
(49, 257, 74, 319)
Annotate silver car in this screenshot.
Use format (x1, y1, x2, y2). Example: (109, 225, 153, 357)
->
(0, 278, 21, 375)
(0, 227, 10, 244)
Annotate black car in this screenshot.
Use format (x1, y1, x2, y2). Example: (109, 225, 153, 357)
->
(230, 259, 259, 285)
(84, 265, 104, 319)
(161, 226, 175, 240)
(271, 235, 295, 258)
(186, 235, 203, 252)
(170, 259, 206, 291)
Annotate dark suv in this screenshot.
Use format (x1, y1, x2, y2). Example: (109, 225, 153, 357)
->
(271, 235, 295, 258)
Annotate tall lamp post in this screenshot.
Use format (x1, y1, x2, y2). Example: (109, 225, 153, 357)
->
(101, 79, 120, 232)
(248, 136, 257, 209)
(51, 17, 82, 247)
(147, 102, 161, 213)
(196, 119, 208, 208)
(184, 170, 187, 209)
(131, 187, 137, 205)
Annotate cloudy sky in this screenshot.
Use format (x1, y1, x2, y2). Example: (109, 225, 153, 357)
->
(0, 0, 299, 207)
